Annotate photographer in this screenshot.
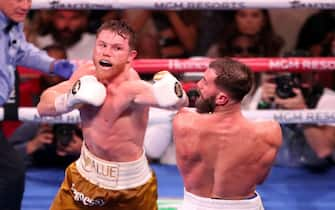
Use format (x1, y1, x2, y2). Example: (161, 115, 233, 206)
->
(246, 72, 335, 168)
(9, 122, 82, 168)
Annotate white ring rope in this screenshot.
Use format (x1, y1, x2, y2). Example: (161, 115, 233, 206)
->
(1, 107, 335, 124)
(0, 108, 81, 124)
(32, 0, 335, 10)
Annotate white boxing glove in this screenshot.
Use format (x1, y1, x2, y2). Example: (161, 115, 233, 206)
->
(152, 71, 187, 108)
(55, 75, 106, 112)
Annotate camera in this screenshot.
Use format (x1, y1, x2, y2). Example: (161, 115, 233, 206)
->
(275, 74, 301, 99)
(274, 50, 308, 99)
(52, 124, 82, 147)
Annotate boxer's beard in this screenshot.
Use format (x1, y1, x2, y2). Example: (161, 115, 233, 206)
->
(195, 96, 216, 113)
(96, 62, 126, 81)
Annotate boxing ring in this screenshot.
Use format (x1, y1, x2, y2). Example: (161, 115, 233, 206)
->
(5, 0, 335, 210)
(17, 59, 335, 209)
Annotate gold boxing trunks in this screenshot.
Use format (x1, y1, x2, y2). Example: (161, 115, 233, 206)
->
(50, 144, 158, 210)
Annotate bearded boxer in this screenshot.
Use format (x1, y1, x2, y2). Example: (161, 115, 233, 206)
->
(173, 58, 282, 210)
(37, 20, 188, 210)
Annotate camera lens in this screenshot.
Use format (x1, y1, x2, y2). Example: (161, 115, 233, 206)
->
(275, 74, 297, 99)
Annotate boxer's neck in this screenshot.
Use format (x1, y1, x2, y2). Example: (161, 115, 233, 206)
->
(214, 102, 242, 116)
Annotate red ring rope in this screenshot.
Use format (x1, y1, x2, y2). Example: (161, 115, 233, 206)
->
(131, 57, 335, 73)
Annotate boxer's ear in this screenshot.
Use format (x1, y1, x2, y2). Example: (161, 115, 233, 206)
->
(216, 92, 229, 106)
(128, 50, 137, 63)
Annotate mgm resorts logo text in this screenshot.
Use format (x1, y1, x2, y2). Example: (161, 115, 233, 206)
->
(274, 111, 335, 124)
(154, 1, 245, 10)
(49, 0, 107, 9)
(289, 0, 335, 9)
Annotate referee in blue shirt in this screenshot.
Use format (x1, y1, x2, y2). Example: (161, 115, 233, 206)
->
(0, 1, 76, 209)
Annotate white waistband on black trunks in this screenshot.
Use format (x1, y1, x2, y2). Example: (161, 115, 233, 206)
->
(76, 143, 152, 190)
(181, 189, 264, 210)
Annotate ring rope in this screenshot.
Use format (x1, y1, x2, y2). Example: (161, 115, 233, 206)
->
(1, 108, 335, 124)
(32, 0, 335, 10)
(0, 108, 81, 124)
(70, 58, 335, 73)
(14, 57, 335, 124)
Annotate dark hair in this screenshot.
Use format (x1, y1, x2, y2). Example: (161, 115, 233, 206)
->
(210, 58, 253, 101)
(220, 33, 264, 57)
(219, 9, 284, 57)
(243, 10, 284, 56)
(97, 19, 137, 50)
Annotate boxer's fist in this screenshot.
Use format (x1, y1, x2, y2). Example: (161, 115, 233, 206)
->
(55, 75, 106, 112)
(152, 71, 186, 108)
(67, 75, 106, 107)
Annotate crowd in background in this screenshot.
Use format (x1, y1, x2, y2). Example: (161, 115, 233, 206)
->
(3, 9, 335, 170)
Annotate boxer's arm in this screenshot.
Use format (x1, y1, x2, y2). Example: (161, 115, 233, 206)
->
(37, 80, 74, 116)
(37, 65, 86, 116)
(258, 121, 282, 184)
(121, 71, 189, 109)
(38, 64, 102, 116)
